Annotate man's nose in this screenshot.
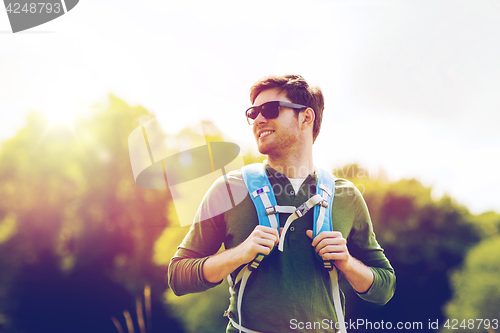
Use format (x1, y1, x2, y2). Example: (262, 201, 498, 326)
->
(253, 111, 267, 124)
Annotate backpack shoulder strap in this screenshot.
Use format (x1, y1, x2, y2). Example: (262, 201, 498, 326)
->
(313, 167, 336, 271)
(313, 167, 336, 237)
(241, 163, 280, 230)
(313, 168, 347, 333)
(232, 163, 279, 333)
(234, 165, 346, 333)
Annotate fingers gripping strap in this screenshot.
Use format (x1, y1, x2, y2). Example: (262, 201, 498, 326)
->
(329, 269, 347, 333)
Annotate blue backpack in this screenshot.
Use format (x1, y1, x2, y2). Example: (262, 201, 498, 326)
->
(225, 163, 347, 333)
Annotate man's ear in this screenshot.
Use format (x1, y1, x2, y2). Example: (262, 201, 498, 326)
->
(301, 108, 315, 129)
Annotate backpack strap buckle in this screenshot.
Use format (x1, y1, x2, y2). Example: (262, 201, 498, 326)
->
(265, 206, 277, 216)
(294, 194, 322, 218)
(294, 203, 308, 218)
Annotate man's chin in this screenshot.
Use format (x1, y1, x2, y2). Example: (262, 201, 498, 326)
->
(257, 145, 270, 155)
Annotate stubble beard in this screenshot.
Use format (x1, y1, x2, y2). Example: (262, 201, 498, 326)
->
(258, 126, 301, 159)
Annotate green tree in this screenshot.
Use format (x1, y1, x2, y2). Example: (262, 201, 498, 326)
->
(442, 236, 500, 333)
(165, 281, 230, 333)
(0, 96, 183, 333)
(157, 120, 249, 333)
(334, 165, 480, 332)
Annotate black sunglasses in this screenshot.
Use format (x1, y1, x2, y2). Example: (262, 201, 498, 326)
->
(245, 101, 308, 125)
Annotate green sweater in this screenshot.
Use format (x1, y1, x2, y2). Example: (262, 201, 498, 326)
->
(168, 165, 395, 333)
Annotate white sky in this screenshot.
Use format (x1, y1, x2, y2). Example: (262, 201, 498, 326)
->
(1, 0, 499, 214)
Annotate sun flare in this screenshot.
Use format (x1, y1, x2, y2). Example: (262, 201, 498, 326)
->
(38, 95, 89, 130)
(42, 103, 80, 126)
(32, 97, 90, 149)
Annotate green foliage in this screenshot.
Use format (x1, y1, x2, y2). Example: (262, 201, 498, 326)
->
(442, 236, 500, 333)
(334, 164, 481, 332)
(166, 281, 230, 333)
(153, 226, 190, 266)
(0, 212, 17, 244)
(242, 150, 266, 165)
(0, 95, 182, 332)
(440, 194, 500, 331)
(467, 211, 500, 238)
(0, 98, 494, 333)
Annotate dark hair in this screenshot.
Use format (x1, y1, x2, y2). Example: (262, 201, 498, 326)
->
(250, 74, 324, 142)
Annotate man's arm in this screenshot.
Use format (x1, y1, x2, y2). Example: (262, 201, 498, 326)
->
(304, 179, 396, 305)
(203, 225, 279, 283)
(169, 173, 243, 296)
(307, 230, 374, 293)
(169, 224, 280, 295)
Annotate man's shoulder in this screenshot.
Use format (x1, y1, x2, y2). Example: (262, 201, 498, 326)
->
(333, 177, 365, 201)
(225, 168, 244, 180)
(209, 168, 245, 190)
(194, 168, 247, 224)
(334, 177, 357, 190)
(202, 168, 247, 206)
(210, 166, 365, 199)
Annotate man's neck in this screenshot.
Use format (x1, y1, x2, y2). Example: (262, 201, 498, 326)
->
(267, 150, 314, 179)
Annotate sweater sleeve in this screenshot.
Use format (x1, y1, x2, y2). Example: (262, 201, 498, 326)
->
(168, 176, 230, 296)
(348, 185, 396, 305)
(168, 250, 222, 296)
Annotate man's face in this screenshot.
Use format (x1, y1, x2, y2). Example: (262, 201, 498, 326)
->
(252, 88, 302, 157)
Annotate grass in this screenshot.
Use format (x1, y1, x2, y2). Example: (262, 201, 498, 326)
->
(111, 284, 152, 333)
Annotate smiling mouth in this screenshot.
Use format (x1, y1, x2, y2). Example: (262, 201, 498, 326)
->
(259, 130, 275, 139)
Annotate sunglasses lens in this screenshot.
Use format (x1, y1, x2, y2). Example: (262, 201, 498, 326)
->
(245, 101, 281, 124)
(261, 102, 280, 119)
(246, 107, 258, 120)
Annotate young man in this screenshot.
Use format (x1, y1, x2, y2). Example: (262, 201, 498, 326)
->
(168, 75, 395, 332)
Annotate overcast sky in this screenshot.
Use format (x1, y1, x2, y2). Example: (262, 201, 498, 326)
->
(1, 0, 499, 214)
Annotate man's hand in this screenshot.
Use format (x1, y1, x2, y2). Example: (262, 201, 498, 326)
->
(306, 230, 374, 293)
(236, 225, 280, 264)
(203, 226, 279, 283)
(306, 230, 350, 271)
